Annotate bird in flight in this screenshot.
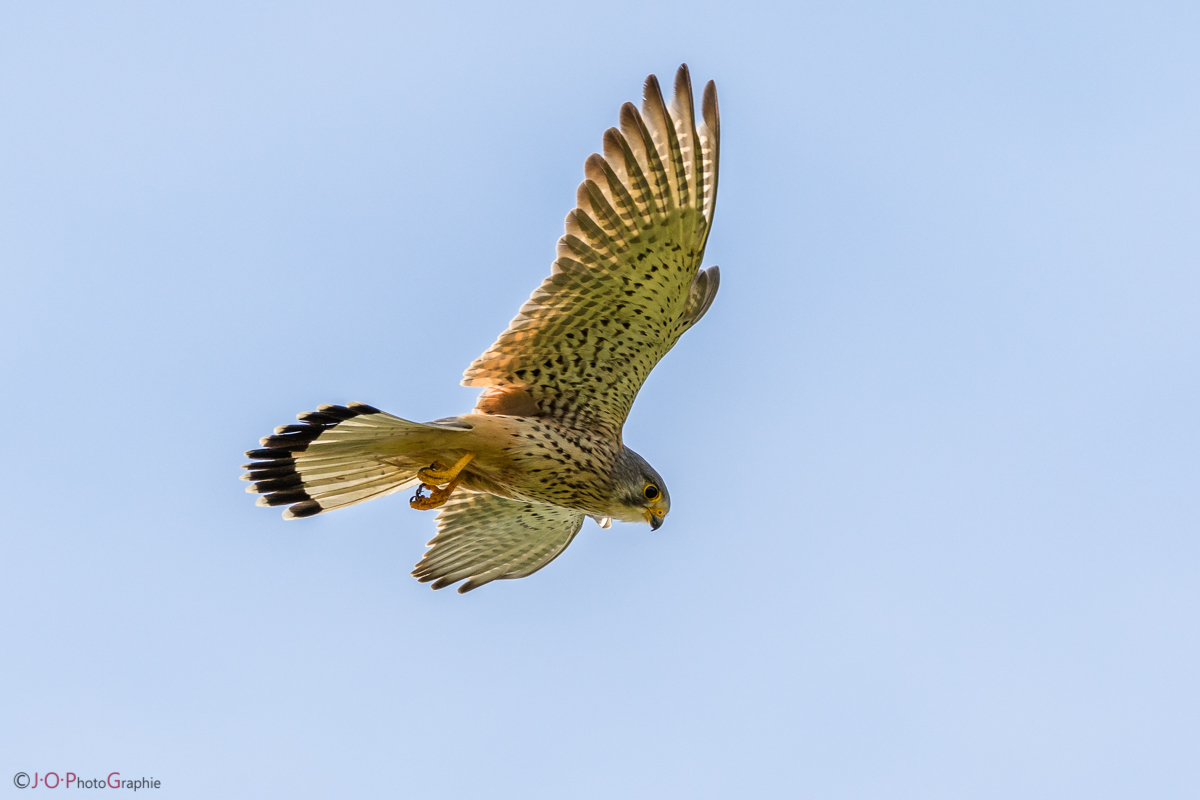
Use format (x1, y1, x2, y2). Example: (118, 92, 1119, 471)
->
(243, 64, 721, 592)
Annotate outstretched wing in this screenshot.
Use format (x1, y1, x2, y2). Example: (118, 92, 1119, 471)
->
(464, 64, 721, 431)
(413, 491, 585, 593)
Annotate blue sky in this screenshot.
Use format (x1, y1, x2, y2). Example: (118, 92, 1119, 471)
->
(2, 1, 1198, 797)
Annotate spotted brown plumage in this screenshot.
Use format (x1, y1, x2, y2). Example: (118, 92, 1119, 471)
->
(243, 65, 720, 593)
(466, 66, 720, 432)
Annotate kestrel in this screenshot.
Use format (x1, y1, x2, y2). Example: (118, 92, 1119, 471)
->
(243, 64, 721, 592)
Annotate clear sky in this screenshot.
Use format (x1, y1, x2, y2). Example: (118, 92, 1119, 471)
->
(2, 1, 1197, 797)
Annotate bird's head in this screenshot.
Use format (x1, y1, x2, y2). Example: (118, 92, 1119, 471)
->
(612, 448, 671, 530)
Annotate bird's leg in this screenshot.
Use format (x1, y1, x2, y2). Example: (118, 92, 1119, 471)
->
(409, 453, 475, 511)
(417, 452, 475, 486)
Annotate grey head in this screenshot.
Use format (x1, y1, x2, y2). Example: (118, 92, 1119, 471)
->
(609, 446, 671, 530)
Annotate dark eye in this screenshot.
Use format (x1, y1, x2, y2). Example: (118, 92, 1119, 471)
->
(644, 485, 659, 500)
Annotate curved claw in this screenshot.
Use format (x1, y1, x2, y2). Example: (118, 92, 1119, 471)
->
(410, 483, 451, 511)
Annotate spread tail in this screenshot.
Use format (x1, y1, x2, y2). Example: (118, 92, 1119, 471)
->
(242, 402, 471, 519)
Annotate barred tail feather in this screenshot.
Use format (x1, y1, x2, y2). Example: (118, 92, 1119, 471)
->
(242, 402, 471, 519)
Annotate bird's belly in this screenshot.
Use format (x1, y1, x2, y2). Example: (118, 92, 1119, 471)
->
(454, 414, 616, 514)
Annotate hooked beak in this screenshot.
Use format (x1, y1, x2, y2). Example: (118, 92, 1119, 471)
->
(646, 508, 665, 531)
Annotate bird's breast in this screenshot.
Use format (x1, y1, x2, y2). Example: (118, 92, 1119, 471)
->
(452, 413, 619, 513)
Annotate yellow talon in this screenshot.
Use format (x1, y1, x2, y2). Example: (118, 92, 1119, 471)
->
(409, 453, 475, 511)
(409, 482, 455, 510)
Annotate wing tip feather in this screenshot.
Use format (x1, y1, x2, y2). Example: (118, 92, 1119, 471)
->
(702, 79, 719, 131)
(673, 64, 695, 120)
